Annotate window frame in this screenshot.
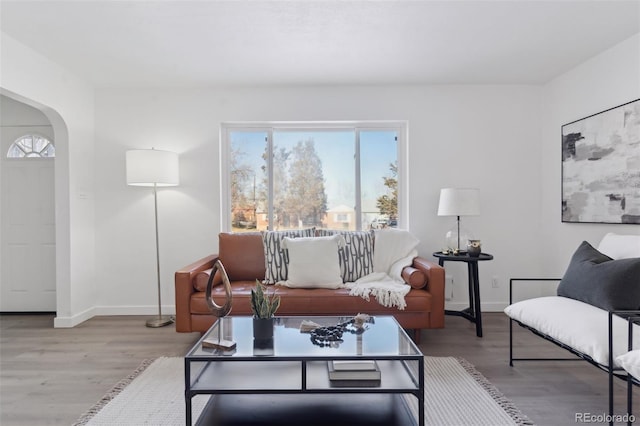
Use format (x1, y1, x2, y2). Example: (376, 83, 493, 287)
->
(6, 133, 55, 159)
(220, 121, 408, 232)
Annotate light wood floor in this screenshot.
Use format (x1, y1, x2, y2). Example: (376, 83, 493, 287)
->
(0, 313, 635, 425)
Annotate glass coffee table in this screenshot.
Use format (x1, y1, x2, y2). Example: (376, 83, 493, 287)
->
(184, 315, 424, 426)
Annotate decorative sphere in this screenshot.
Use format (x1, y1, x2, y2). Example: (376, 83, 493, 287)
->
(445, 226, 473, 252)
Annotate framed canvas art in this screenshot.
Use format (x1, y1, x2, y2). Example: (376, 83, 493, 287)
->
(561, 99, 640, 224)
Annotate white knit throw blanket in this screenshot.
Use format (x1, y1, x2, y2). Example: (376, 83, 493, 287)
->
(347, 272, 412, 309)
(346, 228, 419, 310)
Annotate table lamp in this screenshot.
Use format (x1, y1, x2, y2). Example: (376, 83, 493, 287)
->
(437, 188, 480, 252)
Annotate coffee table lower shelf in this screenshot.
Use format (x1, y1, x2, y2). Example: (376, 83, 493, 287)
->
(195, 393, 418, 426)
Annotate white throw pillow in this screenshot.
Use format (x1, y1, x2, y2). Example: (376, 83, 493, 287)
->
(597, 233, 640, 260)
(617, 350, 640, 379)
(279, 235, 344, 289)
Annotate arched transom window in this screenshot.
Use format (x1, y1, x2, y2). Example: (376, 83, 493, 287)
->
(7, 135, 55, 158)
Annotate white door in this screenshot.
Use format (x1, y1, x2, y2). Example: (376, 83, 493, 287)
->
(0, 129, 56, 311)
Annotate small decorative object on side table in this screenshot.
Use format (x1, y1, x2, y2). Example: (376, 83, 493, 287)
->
(433, 251, 494, 337)
(467, 240, 481, 257)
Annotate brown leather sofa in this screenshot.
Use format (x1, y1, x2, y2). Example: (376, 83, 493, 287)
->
(175, 232, 445, 341)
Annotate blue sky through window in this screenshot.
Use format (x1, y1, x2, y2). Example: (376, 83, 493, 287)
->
(231, 129, 397, 213)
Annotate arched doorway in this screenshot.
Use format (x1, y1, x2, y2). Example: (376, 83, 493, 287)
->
(0, 95, 56, 311)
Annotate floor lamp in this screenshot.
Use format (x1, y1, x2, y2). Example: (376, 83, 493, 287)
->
(437, 188, 480, 252)
(126, 148, 179, 327)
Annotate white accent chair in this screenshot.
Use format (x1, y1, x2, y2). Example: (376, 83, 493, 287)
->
(505, 233, 640, 424)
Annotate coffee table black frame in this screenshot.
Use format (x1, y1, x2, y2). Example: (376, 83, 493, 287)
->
(433, 252, 494, 337)
(184, 315, 425, 426)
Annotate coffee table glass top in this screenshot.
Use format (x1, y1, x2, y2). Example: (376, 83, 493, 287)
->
(187, 315, 421, 359)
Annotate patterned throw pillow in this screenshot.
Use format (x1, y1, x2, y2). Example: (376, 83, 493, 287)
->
(316, 230, 374, 282)
(262, 228, 315, 283)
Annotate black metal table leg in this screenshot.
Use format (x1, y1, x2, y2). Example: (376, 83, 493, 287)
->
(467, 262, 475, 318)
(434, 252, 493, 338)
(470, 262, 483, 337)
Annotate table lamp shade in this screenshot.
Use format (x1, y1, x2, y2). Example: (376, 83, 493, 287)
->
(126, 149, 179, 187)
(437, 188, 480, 217)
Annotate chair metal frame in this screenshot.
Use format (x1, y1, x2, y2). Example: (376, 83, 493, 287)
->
(508, 278, 639, 426)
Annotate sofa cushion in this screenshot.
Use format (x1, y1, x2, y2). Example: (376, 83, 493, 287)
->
(557, 241, 640, 311)
(598, 232, 640, 260)
(219, 232, 266, 281)
(316, 229, 374, 282)
(262, 228, 315, 284)
(192, 280, 433, 320)
(279, 235, 343, 289)
(504, 296, 640, 367)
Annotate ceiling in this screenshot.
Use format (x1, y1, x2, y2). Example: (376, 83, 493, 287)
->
(1, 1, 639, 88)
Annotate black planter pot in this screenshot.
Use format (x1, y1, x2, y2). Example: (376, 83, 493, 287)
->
(252, 317, 275, 341)
(253, 337, 274, 355)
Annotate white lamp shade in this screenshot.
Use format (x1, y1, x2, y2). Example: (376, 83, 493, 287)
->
(437, 188, 480, 216)
(126, 149, 179, 187)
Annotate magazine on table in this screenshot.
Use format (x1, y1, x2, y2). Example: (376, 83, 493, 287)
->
(327, 360, 381, 383)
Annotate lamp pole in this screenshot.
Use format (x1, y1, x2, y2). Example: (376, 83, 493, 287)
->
(456, 214, 461, 251)
(147, 182, 173, 327)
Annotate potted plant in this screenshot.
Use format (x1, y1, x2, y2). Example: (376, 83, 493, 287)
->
(250, 281, 280, 342)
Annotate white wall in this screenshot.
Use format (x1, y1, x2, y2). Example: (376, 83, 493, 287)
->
(0, 33, 96, 326)
(4, 28, 638, 322)
(92, 32, 636, 317)
(1, 95, 52, 125)
(540, 33, 640, 276)
(94, 85, 542, 314)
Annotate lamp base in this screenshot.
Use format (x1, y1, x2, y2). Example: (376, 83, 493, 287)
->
(444, 223, 473, 252)
(146, 316, 174, 328)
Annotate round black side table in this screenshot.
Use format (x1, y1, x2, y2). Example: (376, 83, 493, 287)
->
(432, 252, 494, 337)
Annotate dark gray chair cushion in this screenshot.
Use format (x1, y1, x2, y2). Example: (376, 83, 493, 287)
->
(557, 241, 640, 311)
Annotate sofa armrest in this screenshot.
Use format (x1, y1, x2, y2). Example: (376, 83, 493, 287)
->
(412, 256, 445, 328)
(174, 254, 218, 332)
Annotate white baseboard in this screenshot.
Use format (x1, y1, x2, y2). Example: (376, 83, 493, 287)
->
(92, 305, 177, 316)
(54, 306, 96, 328)
(53, 305, 176, 327)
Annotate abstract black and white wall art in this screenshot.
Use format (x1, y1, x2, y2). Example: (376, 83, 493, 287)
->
(562, 99, 640, 224)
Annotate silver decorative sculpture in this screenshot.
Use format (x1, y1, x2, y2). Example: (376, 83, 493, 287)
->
(202, 260, 235, 350)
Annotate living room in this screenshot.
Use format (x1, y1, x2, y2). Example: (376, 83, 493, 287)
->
(1, 1, 639, 425)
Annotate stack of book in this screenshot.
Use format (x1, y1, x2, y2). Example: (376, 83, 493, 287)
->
(327, 360, 381, 387)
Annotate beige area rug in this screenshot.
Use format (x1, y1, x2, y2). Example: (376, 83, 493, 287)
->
(74, 356, 532, 426)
